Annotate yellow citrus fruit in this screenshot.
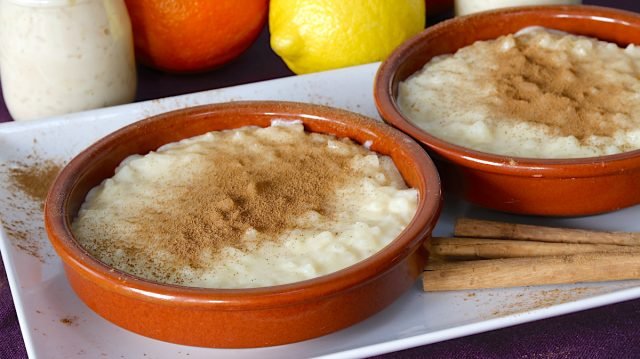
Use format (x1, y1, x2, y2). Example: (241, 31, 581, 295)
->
(269, 0, 425, 74)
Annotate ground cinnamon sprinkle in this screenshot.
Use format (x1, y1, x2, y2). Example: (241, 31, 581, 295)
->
(59, 316, 78, 326)
(84, 127, 365, 282)
(1, 158, 62, 260)
(490, 34, 631, 142)
(8, 159, 61, 205)
(489, 287, 605, 317)
(152, 141, 352, 269)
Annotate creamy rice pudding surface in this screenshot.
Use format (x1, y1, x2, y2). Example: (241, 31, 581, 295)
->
(398, 27, 640, 158)
(72, 122, 418, 289)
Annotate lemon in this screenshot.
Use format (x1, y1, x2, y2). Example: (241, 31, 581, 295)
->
(270, 0, 425, 74)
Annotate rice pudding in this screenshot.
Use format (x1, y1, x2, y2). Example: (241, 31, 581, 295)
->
(398, 27, 640, 158)
(72, 121, 418, 289)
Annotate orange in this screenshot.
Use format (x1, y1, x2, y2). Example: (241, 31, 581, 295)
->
(124, 0, 268, 73)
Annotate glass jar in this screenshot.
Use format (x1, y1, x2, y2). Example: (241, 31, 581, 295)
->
(455, 0, 582, 16)
(0, 0, 137, 121)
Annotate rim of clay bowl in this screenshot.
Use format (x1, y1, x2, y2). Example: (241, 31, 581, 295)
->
(45, 101, 442, 310)
(374, 5, 640, 178)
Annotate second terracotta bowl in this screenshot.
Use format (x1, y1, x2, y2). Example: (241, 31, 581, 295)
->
(44, 101, 441, 348)
(374, 5, 640, 216)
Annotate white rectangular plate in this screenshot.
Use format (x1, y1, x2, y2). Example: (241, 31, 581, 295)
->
(1, 63, 639, 359)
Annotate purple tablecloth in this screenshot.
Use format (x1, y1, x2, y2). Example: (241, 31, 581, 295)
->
(1, 1, 639, 358)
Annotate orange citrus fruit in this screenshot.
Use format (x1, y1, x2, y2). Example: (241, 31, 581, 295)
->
(124, 0, 268, 73)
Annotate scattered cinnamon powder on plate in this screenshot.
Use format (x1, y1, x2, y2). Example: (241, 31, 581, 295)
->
(489, 287, 603, 317)
(8, 159, 62, 206)
(1, 156, 62, 260)
(59, 315, 79, 326)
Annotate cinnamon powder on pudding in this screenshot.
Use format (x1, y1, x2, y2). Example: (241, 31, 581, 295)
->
(154, 143, 353, 269)
(397, 28, 640, 158)
(85, 127, 364, 281)
(490, 34, 631, 142)
(73, 124, 418, 288)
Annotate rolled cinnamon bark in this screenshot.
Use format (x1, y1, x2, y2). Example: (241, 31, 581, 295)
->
(428, 237, 640, 259)
(454, 218, 640, 246)
(423, 252, 640, 291)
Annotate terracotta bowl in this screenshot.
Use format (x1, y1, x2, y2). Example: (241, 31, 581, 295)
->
(374, 5, 640, 216)
(44, 101, 441, 348)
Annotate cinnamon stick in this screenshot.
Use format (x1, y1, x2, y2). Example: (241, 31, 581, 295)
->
(454, 218, 640, 246)
(423, 252, 640, 291)
(428, 237, 640, 260)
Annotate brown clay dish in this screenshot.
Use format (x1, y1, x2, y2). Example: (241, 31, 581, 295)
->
(44, 101, 442, 348)
(374, 5, 640, 216)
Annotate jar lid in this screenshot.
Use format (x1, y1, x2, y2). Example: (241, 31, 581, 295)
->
(5, 0, 90, 7)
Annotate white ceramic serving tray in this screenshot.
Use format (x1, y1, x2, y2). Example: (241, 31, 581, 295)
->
(1, 63, 639, 359)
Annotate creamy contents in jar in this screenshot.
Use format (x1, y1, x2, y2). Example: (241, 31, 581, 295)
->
(72, 122, 418, 289)
(0, 0, 137, 121)
(455, 0, 581, 16)
(398, 27, 640, 158)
